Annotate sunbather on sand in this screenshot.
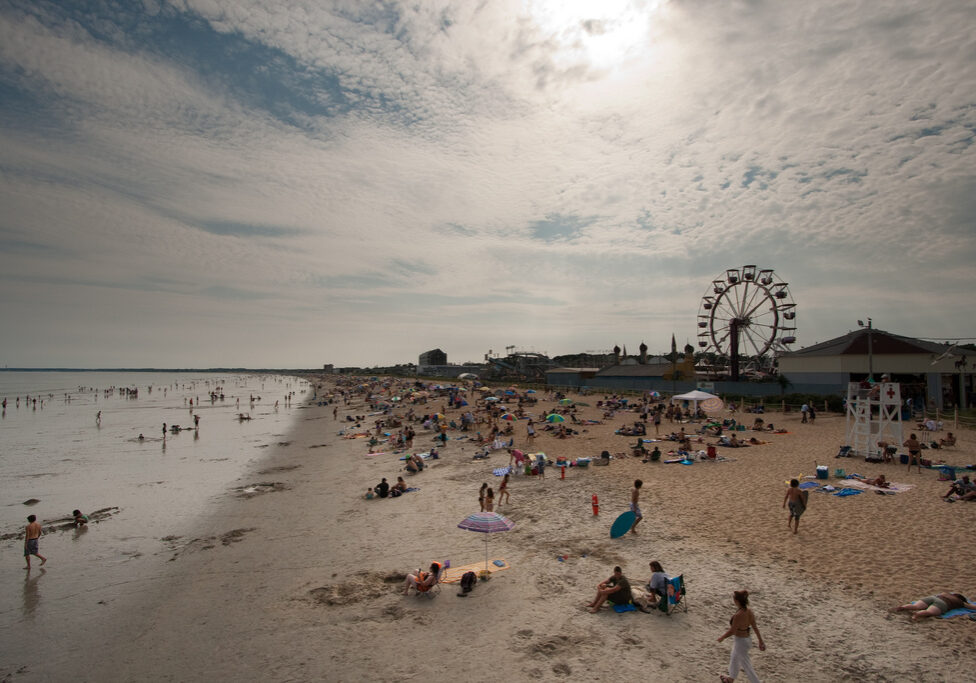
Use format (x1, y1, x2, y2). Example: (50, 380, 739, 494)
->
(890, 592, 976, 620)
(852, 473, 889, 488)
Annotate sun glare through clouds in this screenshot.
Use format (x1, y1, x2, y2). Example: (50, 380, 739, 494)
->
(522, 0, 663, 73)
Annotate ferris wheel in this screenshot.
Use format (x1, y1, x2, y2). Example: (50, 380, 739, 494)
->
(696, 265, 797, 375)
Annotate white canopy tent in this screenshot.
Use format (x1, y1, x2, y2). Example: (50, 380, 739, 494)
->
(671, 390, 724, 413)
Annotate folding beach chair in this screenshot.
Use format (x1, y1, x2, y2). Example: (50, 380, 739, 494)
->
(411, 561, 445, 599)
(657, 575, 687, 615)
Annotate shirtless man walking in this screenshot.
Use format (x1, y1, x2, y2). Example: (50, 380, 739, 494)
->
(783, 479, 807, 534)
(630, 480, 644, 534)
(24, 515, 47, 569)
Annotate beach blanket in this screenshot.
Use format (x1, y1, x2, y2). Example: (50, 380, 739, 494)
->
(939, 607, 976, 619)
(612, 603, 637, 613)
(843, 479, 915, 494)
(798, 481, 820, 490)
(493, 467, 512, 476)
(441, 558, 511, 583)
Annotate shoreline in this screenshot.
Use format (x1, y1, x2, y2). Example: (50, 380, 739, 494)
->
(10, 379, 976, 681)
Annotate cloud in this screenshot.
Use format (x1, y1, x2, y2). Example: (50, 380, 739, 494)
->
(0, 0, 974, 367)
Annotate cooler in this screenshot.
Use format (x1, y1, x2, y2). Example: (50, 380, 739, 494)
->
(816, 466, 828, 480)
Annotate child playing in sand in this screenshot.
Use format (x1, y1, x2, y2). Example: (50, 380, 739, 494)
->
(364, 487, 374, 500)
(783, 479, 807, 534)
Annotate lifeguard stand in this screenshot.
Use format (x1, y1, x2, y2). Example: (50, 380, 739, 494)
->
(845, 382, 903, 457)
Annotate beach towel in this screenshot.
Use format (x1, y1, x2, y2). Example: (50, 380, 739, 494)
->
(441, 559, 511, 583)
(843, 479, 915, 494)
(832, 488, 862, 497)
(612, 603, 637, 613)
(798, 481, 820, 490)
(492, 467, 511, 476)
(939, 607, 976, 619)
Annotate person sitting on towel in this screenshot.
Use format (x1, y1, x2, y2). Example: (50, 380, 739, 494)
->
(586, 566, 632, 613)
(944, 475, 976, 501)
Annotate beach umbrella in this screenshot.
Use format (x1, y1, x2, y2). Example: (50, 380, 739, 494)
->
(434, 413, 446, 420)
(546, 414, 565, 423)
(500, 413, 516, 421)
(526, 389, 536, 393)
(485, 396, 500, 402)
(558, 398, 573, 405)
(457, 512, 516, 570)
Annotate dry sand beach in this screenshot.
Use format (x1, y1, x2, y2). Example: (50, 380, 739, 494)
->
(15, 376, 976, 682)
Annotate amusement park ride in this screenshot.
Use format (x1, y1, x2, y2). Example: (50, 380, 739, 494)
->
(696, 265, 797, 380)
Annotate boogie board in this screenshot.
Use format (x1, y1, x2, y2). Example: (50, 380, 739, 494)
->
(610, 510, 637, 539)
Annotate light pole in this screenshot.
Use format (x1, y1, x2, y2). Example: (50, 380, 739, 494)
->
(858, 318, 873, 381)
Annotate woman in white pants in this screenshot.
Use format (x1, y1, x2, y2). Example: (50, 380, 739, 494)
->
(718, 590, 765, 683)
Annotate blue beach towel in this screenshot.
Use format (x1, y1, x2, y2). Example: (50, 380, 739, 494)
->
(493, 467, 510, 476)
(612, 603, 637, 613)
(939, 608, 976, 619)
(799, 482, 820, 490)
(832, 488, 862, 497)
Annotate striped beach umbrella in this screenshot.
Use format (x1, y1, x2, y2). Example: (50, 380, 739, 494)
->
(546, 413, 565, 423)
(458, 512, 516, 570)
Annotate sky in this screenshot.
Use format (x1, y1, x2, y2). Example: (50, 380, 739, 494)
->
(0, 0, 974, 369)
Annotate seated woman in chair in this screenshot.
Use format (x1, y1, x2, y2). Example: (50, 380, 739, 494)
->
(645, 561, 669, 607)
(403, 562, 443, 595)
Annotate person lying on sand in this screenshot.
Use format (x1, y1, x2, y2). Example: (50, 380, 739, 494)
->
(852, 474, 889, 488)
(890, 593, 976, 621)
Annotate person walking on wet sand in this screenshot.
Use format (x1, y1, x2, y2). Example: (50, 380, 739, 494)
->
(24, 515, 47, 569)
(783, 479, 807, 534)
(630, 479, 644, 534)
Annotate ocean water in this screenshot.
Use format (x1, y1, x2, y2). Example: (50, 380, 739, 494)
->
(0, 371, 310, 665)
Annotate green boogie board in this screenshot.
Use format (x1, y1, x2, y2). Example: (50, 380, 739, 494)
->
(610, 510, 637, 538)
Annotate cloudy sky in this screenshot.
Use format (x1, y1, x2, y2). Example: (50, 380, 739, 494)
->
(0, 0, 974, 368)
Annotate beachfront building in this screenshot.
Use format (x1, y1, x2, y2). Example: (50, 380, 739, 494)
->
(418, 349, 447, 367)
(777, 329, 971, 411)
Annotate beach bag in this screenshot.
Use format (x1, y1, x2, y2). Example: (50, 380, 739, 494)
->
(460, 571, 477, 593)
